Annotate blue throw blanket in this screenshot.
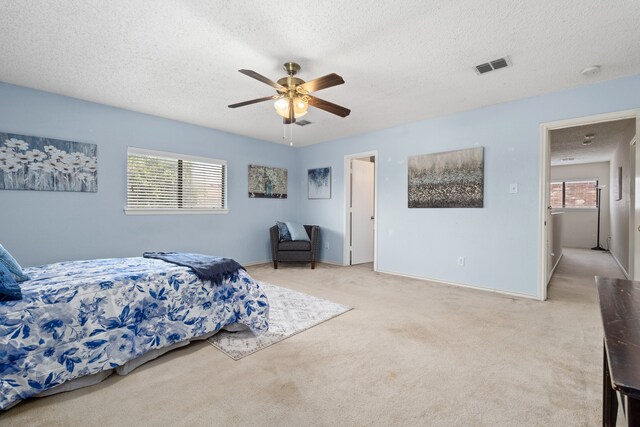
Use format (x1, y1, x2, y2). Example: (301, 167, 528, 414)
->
(143, 252, 245, 284)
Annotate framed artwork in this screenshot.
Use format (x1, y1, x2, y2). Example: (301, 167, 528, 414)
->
(248, 164, 287, 198)
(408, 146, 484, 208)
(308, 167, 331, 199)
(0, 132, 97, 192)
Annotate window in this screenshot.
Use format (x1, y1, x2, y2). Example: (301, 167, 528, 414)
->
(126, 147, 227, 214)
(550, 179, 598, 209)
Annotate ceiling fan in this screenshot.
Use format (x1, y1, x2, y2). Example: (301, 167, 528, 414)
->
(228, 62, 350, 124)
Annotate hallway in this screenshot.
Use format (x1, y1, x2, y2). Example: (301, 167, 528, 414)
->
(547, 247, 627, 424)
(548, 247, 626, 303)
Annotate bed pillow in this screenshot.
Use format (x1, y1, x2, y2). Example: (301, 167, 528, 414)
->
(285, 222, 310, 242)
(0, 243, 30, 282)
(276, 221, 292, 242)
(0, 262, 22, 301)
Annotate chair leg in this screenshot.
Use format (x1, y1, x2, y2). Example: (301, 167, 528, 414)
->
(273, 260, 278, 269)
(311, 261, 316, 269)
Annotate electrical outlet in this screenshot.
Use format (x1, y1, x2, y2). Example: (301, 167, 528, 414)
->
(509, 183, 518, 193)
(457, 256, 465, 266)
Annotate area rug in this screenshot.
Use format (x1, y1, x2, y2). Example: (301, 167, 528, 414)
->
(207, 283, 352, 360)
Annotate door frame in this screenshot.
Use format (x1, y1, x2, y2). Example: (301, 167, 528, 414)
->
(629, 137, 637, 280)
(344, 150, 378, 270)
(538, 108, 640, 301)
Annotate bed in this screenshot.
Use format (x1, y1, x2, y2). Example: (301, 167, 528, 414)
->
(0, 256, 269, 410)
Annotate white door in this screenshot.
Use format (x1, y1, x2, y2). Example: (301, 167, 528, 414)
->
(351, 159, 375, 264)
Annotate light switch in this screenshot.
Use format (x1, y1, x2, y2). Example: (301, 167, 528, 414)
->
(509, 183, 518, 194)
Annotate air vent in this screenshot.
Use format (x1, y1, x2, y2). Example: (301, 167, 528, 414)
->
(474, 56, 512, 75)
(475, 63, 493, 74)
(295, 120, 312, 127)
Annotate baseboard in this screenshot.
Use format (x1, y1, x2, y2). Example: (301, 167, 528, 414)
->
(377, 269, 539, 301)
(243, 260, 271, 267)
(248, 258, 537, 299)
(547, 252, 564, 284)
(317, 260, 346, 266)
(609, 250, 630, 279)
(243, 259, 343, 267)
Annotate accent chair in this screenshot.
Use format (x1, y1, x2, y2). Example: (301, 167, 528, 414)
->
(269, 225, 320, 269)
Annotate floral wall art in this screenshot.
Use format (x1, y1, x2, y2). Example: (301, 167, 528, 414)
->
(248, 164, 287, 198)
(0, 132, 97, 192)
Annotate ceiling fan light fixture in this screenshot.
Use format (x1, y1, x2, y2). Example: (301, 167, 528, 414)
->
(293, 97, 308, 117)
(274, 98, 289, 117)
(274, 96, 308, 119)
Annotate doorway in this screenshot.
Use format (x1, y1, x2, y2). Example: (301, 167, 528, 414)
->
(539, 109, 640, 300)
(344, 151, 378, 269)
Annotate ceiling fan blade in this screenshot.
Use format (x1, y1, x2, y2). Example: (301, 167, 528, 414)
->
(307, 95, 351, 117)
(297, 73, 345, 94)
(239, 69, 286, 91)
(228, 95, 280, 109)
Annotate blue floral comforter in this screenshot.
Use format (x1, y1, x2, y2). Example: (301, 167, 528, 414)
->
(0, 257, 269, 410)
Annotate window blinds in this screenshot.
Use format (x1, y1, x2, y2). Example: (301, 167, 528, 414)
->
(127, 147, 226, 211)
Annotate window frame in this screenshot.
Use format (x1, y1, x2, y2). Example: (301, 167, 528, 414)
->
(550, 177, 599, 211)
(124, 147, 228, 215)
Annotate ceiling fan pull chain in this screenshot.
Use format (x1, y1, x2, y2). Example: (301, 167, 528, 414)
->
(290, 119, 294, 146)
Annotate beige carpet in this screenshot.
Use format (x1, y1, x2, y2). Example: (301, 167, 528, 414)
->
(1, 248, 624, 426)
(208, 282, 351, 360)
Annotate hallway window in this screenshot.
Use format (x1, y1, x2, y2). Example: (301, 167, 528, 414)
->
(550, 179, 598, 209)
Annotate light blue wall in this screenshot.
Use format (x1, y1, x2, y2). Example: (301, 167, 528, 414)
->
(0, 82, 297, 267)
(2, 75, 639, 297)
(295, 74, 640, 297)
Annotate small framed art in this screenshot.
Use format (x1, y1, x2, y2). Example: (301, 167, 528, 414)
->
(308, 167, 331, 199)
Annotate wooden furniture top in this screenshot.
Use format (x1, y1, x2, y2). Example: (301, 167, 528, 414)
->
(596, 276, 640, 399)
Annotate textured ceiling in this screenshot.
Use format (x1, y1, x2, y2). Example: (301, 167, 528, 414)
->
(0, 1, 640, 147)
(550, 119, 636, 166)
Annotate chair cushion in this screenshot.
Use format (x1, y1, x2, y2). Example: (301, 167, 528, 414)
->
(285, 222, 310, 242)
(278, 240, 311, 251)
(277, 251, 312, 262)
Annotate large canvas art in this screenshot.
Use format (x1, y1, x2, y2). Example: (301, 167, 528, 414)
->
(408, 146, 484, 208)
(248, 165, 287, 198)
(0, 132, 97, 192)
(308, 167, 331, 199)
